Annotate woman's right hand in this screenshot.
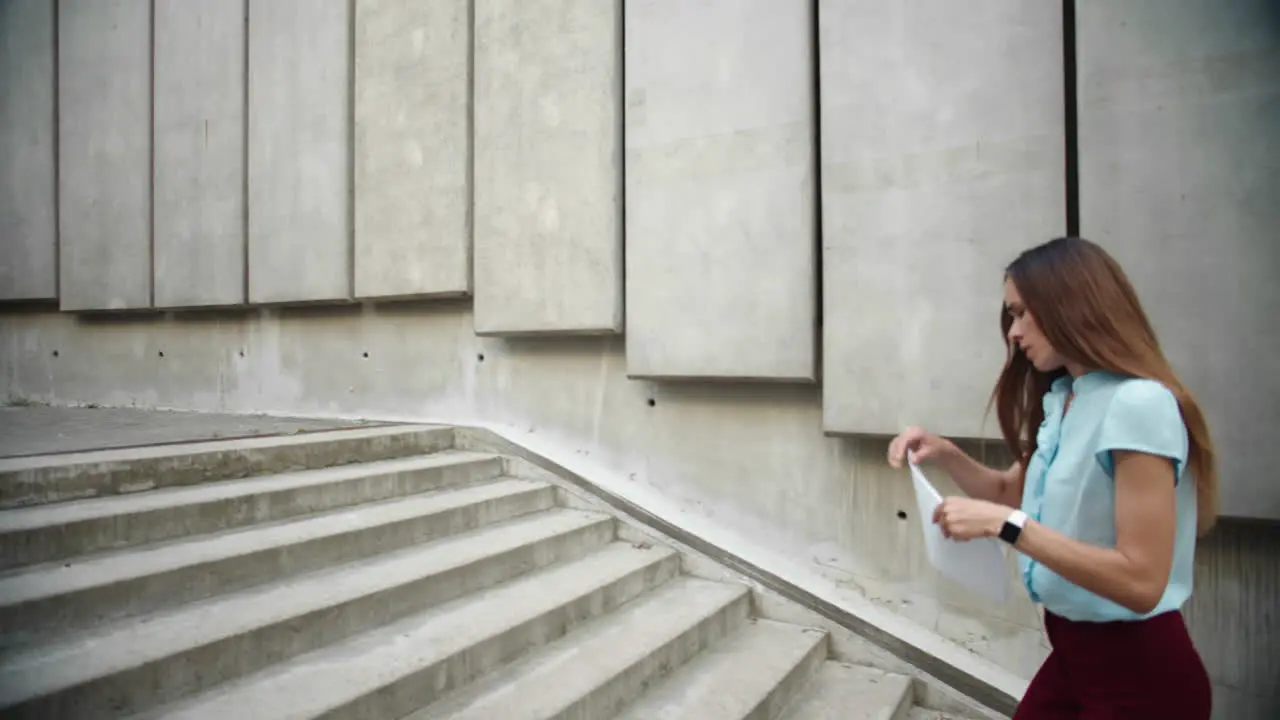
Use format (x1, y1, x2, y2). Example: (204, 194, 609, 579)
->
(887, 426, 958, 469)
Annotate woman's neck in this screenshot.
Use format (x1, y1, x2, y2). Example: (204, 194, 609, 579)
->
(1065, 362, 1092, 378)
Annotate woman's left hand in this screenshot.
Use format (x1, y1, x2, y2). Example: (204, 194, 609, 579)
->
(933, 497, 1011, 541)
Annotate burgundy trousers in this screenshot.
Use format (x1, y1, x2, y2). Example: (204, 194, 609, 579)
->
(1013, 610, 1212, 720)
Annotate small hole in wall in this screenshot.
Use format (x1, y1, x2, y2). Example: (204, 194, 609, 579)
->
(477, 353, 485, 362)
(158, 351, 165, 358)
(647, 398, 656, 407)
(896, 510, 907, 520)
(51, 350, 59, 358)
(238, 350, 245, 358)
(362, 352, 369, 359)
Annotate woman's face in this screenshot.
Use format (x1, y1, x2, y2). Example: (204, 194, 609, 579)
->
(1004, 278, 1067, 373)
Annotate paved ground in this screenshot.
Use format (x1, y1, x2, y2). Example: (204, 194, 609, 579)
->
(0, 406, 386, 458)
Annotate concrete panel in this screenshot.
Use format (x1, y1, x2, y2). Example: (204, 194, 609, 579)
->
(819, 2, 1066, 437)
(57, 0, 153, 311)
(153, 0, 246, 308)
(353, 0, 470, 300)
(472, 1, 622, 335)
(623, 0, 816, 381)
(0, 0, 57, 302)
(247, 0, 351, 304)
(1077, 0, 1280, 520)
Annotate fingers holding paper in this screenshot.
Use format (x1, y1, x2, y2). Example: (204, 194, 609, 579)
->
(887, 426, 956, 468)
(932, 497, 1009, 541)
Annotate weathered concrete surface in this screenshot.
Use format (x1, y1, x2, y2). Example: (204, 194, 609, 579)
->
(779, 663, 914, 720)
(0, 407, 376, 458)
(411, 580, 759, 720)
(1181, 520, 1280, 718)
(472, 430, 1027, 716)
(354, 0, 471, 300)
(0, 422, 449, 508)
(0, 451, 501, 569)
(0, 0, 57, 302)
(472, 1, 623, 335)
(0, 502, 609, 661)
(624, 0, 816, 381)
(2, 0, 1277, 711)
(1077, 0, 1280, 521)
(819, 1, 1066, 437)
(121, 544, 683, 718)
(605, 619, 827, 720)
(153, 0, 247, 308)
(0, 310, 1275, 715)
(247, 0, 352, 304)
(57, 0, 153, 311)
(0, 477, 562, 716)
(0, 430, 963, 719)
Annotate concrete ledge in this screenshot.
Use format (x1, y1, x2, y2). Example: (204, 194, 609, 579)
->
(454, 424, 1026, 717)
(0, 425, 452, 509)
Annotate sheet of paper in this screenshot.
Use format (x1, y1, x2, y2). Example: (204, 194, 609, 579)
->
(909, 459, 1010, 604)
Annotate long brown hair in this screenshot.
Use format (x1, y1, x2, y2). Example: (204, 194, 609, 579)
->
(990, 237, 1218, 535)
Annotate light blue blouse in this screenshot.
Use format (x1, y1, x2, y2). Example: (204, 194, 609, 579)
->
(1017, 370, 1197, 622)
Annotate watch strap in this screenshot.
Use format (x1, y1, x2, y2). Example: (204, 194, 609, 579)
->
(999, 509, 1028, 545)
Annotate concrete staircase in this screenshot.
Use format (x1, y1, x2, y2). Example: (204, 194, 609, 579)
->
(0, 424, 975, 719)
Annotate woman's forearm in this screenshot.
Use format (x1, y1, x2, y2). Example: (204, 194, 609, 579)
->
(934, 444, 1022, 507)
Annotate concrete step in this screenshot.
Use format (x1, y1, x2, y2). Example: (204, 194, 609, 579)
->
(905, 711, 975, 720)
(413, 577, 753, 720)
(0, 450, 503, 570)
(133, 543, 683, 720)
(780, 663, 914, 720)
(0, 504, 616, 718)
(0, 477, 557, 650)
(611, 619, 829, 720)
(0, 424, 454, 509)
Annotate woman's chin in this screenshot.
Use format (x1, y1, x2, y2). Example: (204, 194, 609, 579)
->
(1027, 352, 1050, 372)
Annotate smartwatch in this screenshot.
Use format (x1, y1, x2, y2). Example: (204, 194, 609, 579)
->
(999, 509, 1028, 545)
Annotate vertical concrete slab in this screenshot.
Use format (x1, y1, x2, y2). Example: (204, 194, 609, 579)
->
(0, 0, 57, 302)
(247, 0, 352, 304)
(57, 0, 153, 311)
(353, 0, 470, 300)
(1077, 0, 1280, 520)
(623, 1, 816, 381)
(472, 1, 622, 335)
(153, 0, 246, 308)
(819, 2, 1066, 437)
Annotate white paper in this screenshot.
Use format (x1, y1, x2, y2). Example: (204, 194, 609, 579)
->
(909, 459, 1009, 604)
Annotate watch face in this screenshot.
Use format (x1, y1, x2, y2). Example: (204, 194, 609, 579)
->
(999, 521, 1021, 544)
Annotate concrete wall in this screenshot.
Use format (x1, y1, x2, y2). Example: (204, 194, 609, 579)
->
(2, 308, 1276, 717)
(153, 0, 246, 308)
(353, 0, 471, 300)
(57, 0, 153, 311)
(0, 0, 57, 302)
(819, 1, 1066, 438)
(247, 0, 351, 304)
(1076, 0, 1280, 519)
(624, 0, 817, 381)
(1, 2, 1278, 717)
(472, 0, 623, 335)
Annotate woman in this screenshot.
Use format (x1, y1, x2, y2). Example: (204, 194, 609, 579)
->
(888, 237, 1215, 719)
